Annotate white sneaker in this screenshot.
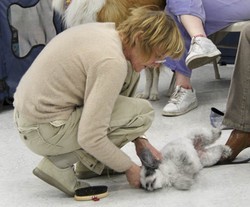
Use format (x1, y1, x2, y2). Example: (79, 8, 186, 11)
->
(162, 86, 198, 116)
(186, 36, 221, 69)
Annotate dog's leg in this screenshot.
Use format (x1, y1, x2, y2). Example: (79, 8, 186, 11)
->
(190, 128, 222, 151)
(136, 68, 153, 99)
(199, 145, 232, 167)
(149, 66, 160, 101)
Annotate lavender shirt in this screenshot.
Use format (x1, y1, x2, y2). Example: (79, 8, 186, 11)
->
(165, 0, 250, 77)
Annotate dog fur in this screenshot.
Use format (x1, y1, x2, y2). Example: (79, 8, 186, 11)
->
(52, 0, 166, 27)
(52, 0, 165, 100)
(140, 127, 232, 191)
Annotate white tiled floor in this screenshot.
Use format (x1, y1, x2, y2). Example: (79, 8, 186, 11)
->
(1, 64, 250, 207)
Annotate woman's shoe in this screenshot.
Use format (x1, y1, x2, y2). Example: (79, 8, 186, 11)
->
(186, 36, 221, 69)
(221, 129, 250, 163)
(33, 158, 90, 196)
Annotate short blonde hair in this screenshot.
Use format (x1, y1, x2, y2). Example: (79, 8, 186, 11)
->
(117, 6, 184, 61)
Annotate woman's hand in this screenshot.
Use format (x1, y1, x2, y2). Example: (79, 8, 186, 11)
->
(134, 137, 162, 161)
(125, 163, 141, 188)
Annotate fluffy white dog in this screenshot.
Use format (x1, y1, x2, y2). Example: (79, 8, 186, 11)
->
(52, 0, 166, 28)
(140, 127, 232, 191)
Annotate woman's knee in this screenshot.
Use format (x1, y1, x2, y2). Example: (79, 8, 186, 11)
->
(110, 96, 154, 129)
(135, 99, 154, 128)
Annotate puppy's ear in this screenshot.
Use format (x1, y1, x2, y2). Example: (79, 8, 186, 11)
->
(140, 149, 160, 169)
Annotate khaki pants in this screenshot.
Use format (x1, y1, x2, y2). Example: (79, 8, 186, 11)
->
(14, 70, 154, 174)
(223, 23, 250, 132)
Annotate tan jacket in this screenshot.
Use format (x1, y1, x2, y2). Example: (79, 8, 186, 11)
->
(14, 23, 136, 172)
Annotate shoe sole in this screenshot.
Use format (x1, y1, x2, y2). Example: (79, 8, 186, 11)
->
(162, 101, 198, 116)
(33, 167, 74, 197)
(186, 51, 221, 69)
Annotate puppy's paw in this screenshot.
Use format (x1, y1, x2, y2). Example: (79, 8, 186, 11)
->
(136, 92, 149, 99)
(149, 93, 159, 101)
(221, 145, 232, 159)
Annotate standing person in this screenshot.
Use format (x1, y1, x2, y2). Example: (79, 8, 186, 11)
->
(220, 23, 250, 163)
(13, 7, 184, 197)
(162, 0, 250, 116)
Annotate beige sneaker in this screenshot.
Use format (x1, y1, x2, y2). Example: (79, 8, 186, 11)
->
(75, 162, 123, 179)
(33, 158, 89, 197)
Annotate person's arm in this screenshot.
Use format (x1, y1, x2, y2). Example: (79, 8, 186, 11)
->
(78, 59, 134, 172)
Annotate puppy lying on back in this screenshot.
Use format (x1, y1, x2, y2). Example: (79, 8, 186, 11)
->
(52, 0, 167, 100)
(140, 127, 231, 191)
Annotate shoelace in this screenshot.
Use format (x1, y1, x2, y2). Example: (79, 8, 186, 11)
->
(168, 86, 186, 104)
(188, 37, 202, 54)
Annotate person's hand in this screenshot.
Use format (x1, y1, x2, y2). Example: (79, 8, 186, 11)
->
(134, 137, 162, 161)
(125, 163, 141, 188)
